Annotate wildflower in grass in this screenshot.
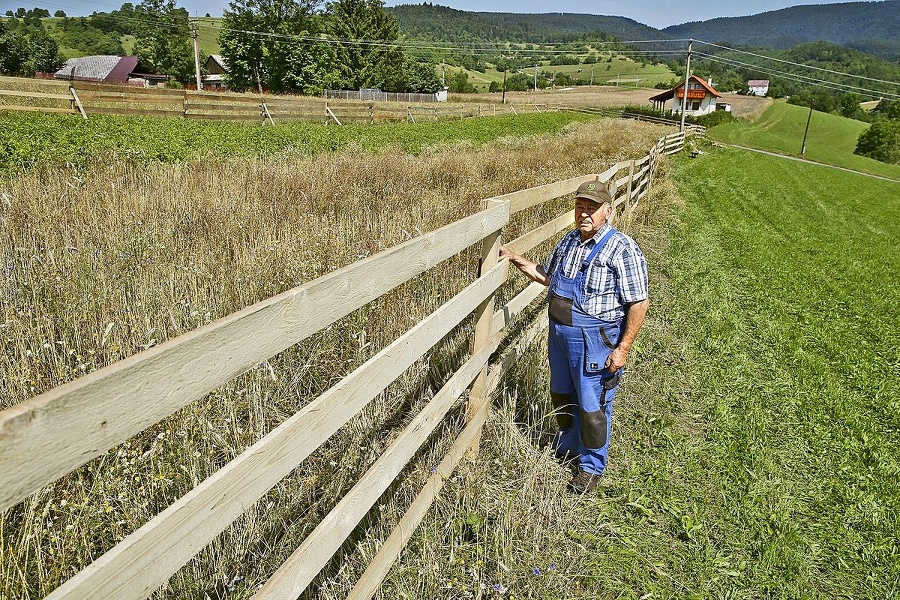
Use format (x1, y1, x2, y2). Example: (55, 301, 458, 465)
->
(531, 566, 541, 576)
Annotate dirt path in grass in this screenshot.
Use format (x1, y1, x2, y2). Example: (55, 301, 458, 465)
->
(723, 143, 900, 183)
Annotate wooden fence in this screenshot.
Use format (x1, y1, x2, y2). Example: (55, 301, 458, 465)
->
(0, 76, 590, 124)
(0, 124, 697, 599)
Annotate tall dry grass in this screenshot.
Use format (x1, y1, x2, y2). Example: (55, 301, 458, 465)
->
(0, 117, 668, 599)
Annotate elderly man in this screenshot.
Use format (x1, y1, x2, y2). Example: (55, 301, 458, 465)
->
(500, 180, 649, 493)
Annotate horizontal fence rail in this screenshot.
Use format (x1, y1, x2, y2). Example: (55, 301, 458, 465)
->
(0, 120, 700, 599)
(0, 76, 703, 128)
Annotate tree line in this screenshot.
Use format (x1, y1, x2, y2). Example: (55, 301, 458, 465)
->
(0, 0, 443, 95)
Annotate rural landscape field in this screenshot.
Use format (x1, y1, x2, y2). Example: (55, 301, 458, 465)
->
(2, 0, 899, 598)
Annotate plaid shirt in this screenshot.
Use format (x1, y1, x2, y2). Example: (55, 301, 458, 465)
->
(543, 224, 649, 321)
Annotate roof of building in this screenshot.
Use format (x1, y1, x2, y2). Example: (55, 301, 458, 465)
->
(748, 79, 770, 87)
(649, 75, 722, 103)
(207, 54, 229, 71)
(54, 55, 140, 84)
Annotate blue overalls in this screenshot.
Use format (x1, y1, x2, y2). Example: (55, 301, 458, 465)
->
(547, 228, 622, 476)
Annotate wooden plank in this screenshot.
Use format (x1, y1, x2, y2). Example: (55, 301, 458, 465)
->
(347, 312, 548, 600)
(0, 105, 76, 114)
(0, 89, 73, 100)
(0, 75, 69, 88)
(44, 261, 509, 600)
(184, 113, 263, 121)
(491, 281, 546, 337)
(505, 209, 572, 257)
(0, 203, 509, 512)
(69, 87, 88, 119)
(79, 106, 182, 117)
(493, 174, 595, 215)
(74, 83, 184, 96)
(185, 92, 265, 104)
(79, 93, 184, 104)
(183, 102, 264, 111)
(185, 113, 260, 121)
(254, 339, 499, 599)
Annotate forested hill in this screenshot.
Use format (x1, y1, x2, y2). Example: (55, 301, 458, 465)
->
(386, 4, 666, 43)
(663, 0, 900, 60)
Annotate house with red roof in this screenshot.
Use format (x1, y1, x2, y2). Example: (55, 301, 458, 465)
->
(649, 75, 731, 117)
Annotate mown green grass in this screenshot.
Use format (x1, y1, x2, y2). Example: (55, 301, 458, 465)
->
(0, 111, 597, 175)
(389, 144, 899, 598)
(657, 148, 899, 596)
(708, 100, 900, 180)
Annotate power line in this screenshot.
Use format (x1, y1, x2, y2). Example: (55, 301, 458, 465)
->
(694, 52, 900, 100)
(695, 39, 900, 88)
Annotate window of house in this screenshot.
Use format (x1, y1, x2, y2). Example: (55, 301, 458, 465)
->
(691, 101, 701, 111)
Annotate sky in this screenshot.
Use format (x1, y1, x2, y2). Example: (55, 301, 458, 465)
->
(0, 0, 872, 29)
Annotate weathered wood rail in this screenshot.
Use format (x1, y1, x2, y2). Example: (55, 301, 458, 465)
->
(0, 76, 702, 127)
(0, 123, 697, 599)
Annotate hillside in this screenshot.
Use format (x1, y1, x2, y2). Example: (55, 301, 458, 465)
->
(387, 4, 666, 43)
(663, 0, 900, 60)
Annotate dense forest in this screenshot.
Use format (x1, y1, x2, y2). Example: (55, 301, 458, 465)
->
(663, 0, 900, 61)
(386, 4, 665, 44)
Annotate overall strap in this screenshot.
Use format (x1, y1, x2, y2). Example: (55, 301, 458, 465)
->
(580, 227, 618, 272)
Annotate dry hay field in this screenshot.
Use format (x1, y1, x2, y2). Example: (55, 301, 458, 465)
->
(0, 117, 671, 599)
(463, 86, 773, 118)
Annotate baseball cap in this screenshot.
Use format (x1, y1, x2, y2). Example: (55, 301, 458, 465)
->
(574, 181, 613, 205)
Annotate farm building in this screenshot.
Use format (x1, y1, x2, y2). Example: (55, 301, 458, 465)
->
(53, 55, 168, 87)
(203, 54, 229, 91)
(748, 79, 770, 96)
(649, 75, 731, 116)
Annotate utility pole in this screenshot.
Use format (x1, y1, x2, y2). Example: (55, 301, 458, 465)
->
(191, 20, 202, 91)
(441, 60, 445, 87)
(534, 63, 538, 91)
(679, 38, 693, 133)
(502, 68, 507, 104)
(801, 104, 813, 155)
(590, 63, 594, 86)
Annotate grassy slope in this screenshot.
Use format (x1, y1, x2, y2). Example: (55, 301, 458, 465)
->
(660, 149, 899, 595)
(447, 55, 675, 92)
(708, 100, 900, 180)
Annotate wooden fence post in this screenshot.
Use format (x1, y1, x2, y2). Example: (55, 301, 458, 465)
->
(369, 103, 374, 125)
(625, 159, 635, 213)
(466, 198, 504, 457)
(69, 86, 87, 119)
(407, 107, 415, 124)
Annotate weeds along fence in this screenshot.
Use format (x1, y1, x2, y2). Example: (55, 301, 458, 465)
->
(0, 76, 577, 124)
(0, 123, 696, 598)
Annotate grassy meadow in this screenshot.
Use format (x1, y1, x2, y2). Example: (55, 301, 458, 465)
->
(708, 100, 900, 180)
(0, 115, 669, 598)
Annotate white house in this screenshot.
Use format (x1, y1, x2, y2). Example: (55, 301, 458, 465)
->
(748, 79, 770, 97)
(649, 75, 731, 116)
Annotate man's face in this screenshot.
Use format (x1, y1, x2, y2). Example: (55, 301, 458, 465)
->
(575, 198, 610, 240)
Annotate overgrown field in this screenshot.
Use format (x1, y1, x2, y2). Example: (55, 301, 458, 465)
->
(0, 111, 598, 175)
(0, 116, 669, 598)
(708, 100, 900, 180)
(388, 145, 899, 597)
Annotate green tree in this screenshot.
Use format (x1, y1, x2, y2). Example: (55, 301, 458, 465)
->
(446, 69, 474, 93)
(0, 23, 29, 75)
(54, 10, 66, 17)
(396, 58, 440, 93)
(323, 0, 403, 91)
(219, 0, 337, 94)
(25, 28, 64, 74)
(132, 0, 195, 84)
(855, 119, 900, 164)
